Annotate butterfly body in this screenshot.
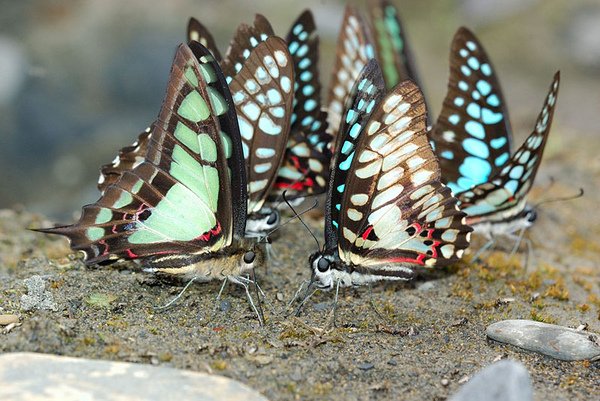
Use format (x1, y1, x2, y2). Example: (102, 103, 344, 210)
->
(310, 61, 472, 290)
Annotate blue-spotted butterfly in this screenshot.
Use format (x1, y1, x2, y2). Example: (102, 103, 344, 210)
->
(38, 42, 269, 286)
(188, 12, 332, 230)
(310, 60, 472, 290)
(430, 27, 560, 239)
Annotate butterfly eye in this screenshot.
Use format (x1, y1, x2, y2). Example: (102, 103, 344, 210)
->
(526, 210, 537, 223)
(317, 257, 330, 272)
(267, 212, 278, 225)
(243, 251, 256, 264)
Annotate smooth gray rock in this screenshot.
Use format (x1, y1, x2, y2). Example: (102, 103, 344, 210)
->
(20, 275, 57, 312)
(0, 353, 268, 401)
(449, 360, 533, 401)
(486, 319, 600, 361)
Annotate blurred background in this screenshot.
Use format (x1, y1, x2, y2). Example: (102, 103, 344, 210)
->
(0, 0, 599, 220)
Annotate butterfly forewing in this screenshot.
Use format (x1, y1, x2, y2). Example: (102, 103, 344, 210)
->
(221, 14, 274, 80)
(187, 17, 222, 61)
(338, 81, 472, 269)
(459, 72, 560, 222)
(228, 37, 294, 213)
(430, 27, 513, 195)
(327, 6, 376, 140)
(39, 43, 244, 264)
(367, 0, 422, 90)
(98, 127, 151, 194)
(325, 60, 385, 249)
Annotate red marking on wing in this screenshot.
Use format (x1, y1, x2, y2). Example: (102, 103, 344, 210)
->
(196, 222, 222, 242)
(361, 225, 374, 240)
(387, 254, 426, 266)
(125, 248, 139, 259)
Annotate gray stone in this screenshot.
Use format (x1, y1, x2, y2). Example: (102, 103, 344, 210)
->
(20, 275, 57, 312)
(449, 360, 533, 401)
(0, 352, 269, 401)
(486, 319, 600, 361)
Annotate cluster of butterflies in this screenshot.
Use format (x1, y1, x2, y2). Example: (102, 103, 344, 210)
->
(38, 1, 561, 315)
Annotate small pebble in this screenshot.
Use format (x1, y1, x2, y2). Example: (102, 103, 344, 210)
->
(486, 319, 600, 361)
(219, 300, 231, 313)
(276, 292, 284, 302)
(449, 360, 532, 401)
(357, 362, 374, 371)
(417, 281, 435, 291)
(0, 314, 19, 326)
(441, 378, 449, 386)
(387, 359, 397, 366)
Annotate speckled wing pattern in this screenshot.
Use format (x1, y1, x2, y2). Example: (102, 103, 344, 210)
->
(325, 60, 385, 250)
(458, 72, 560, 224)
(430, 27, 513, 196)
(97, 127, 151, 194)
(221, 14, 275, 81)
(228, 37, 294, 214)
(187, 17, 222, 61)
(37, 42, 247, 265)
(367, 0, 422, 91)
(336, 80, 472, 270)
(270, 10, 332, 201)
(327, 6, 376, 140)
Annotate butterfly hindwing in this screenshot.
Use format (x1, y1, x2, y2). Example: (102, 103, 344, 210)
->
(39, 43, 244, 264)
(187, 17, 222, 61)
(430, 27, 513, 195)
(459, 72, 560, 222)
(327, 6, 376, 140)
(337, 80, 472, 270)
(228, 36, 294, 213)
(325, 59, 385, 249)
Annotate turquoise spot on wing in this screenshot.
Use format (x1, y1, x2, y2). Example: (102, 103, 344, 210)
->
(463, 138, 490, 158)
(487, 94, 500, 107)
(490, 137, 507, 149)
(339, 151, 354, 171)
(132, 179, 143, 194)
(335, 204, 341, 211)
(198, 64, 217, 84)
(509, 165, 524, 179)
(458, 81, 468, 91)
(463, 203, 496, 216)
(332, 220, 339, 228)
(349, 123, 361, 139)
(481, 63, 492, 76)
(447, 182, 462, 195)
(297, 44, 309, 57)
(467, 57, 480, 70)
(178, 90, 210, 122)
(476, 80, 492, 96)
(304, 99, 317, 112)
(219, 131, 232, 159)
(459, 156, 492, 181)
(454, 97, 465, 107)
(174, 122, 200, 154)
(448, 114, 460, 125)
(346, 109, 357, 124)
(440, 150, 454, 160)
(481, 108, 503, 124)
(288, 41, 299, 54)
(457, 177, 476, 192)
(298, 58, 311, 69)
(293, 24, 303, 35)
(465, 121, 485, 139)
(184, 66, 198, 86)
(300, 71, 312, 83)
(495, 152, 510, 167)
(87, 227, 104, 241)
(337, 184, 345, 193)
(302, 85, 314, 96)
(466, 103, 481, 119)
(366, 99, 376, 113)
(113, 191, 133, 208)
(505, 180, 519, 194)
(460, 65, 471, 76)
(301, 115, 313, 126)
(341, 140, 353, 155)
(198, 134, 217, 162)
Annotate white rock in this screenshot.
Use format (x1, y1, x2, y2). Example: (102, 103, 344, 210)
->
(449, 360, 533, 401)
(0, 353, 268, 401)
(486, 319, 600, 361)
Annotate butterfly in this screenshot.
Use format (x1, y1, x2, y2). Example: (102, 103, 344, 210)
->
(326, 5, 376, 142)
(37, 43, 269, 297)
(188, 12, 331, 231)
(309, 60, 472, 290)
(430, 27, 560, 239)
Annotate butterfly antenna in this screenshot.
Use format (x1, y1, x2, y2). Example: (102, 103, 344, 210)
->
(533, 187, 584, 208)
(282, 190, 321, 252)
(255, 197, 320, 246)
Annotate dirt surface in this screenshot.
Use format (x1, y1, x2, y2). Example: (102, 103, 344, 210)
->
(1, 135, 599, 401)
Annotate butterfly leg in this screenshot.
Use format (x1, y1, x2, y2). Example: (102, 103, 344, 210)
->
(230, 276, 265, 326)
(326, 279, 342, 329)
(294, 283, 318, 317)
(509, 226, 528, 258)
(155, 276, 198, 311)
(472, 237, 496, 263)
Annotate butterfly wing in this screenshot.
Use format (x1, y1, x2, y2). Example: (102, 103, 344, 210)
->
(38, 43, 246, 264)
(187, 17, 222, 61)
(324, 60, 385, 250)
(221, 14, 275, 80)
(327, 6, 376, 140)
(367, 0, 423, 91)
(430, 27, 513, 195)
(228, 36, 294, 214)
(459, 72, 560, 223)
(337, 80, 472, 271)
(268, 10, 332, 201)
(97, 127, 152, 194)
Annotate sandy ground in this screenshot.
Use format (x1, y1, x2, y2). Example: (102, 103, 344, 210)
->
(1, 133, 599, 401)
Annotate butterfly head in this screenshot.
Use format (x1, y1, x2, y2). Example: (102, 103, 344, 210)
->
(245, 208, 280, 236)
(521, 206, 537, 224)
(308, 250, 338, 290)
